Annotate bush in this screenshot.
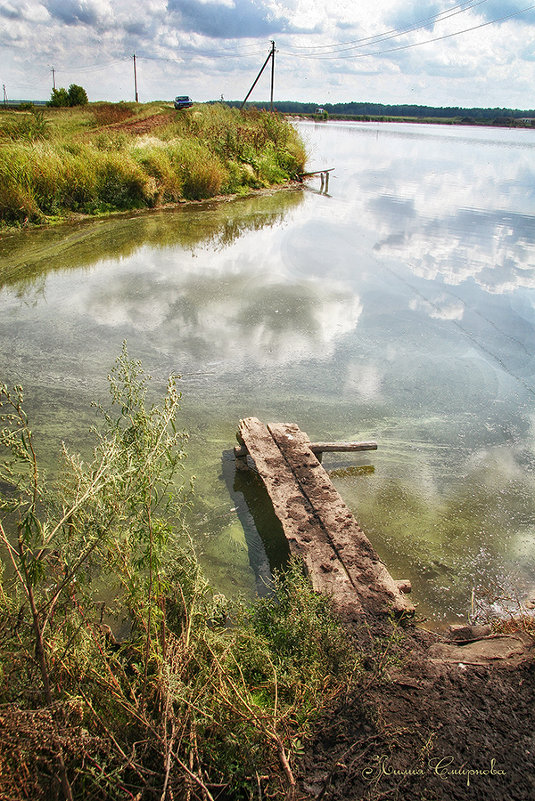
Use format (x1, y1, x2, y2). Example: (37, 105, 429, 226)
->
(0, 348, 356, 800)
(131, 140, 183, 203)
(48, 87, 70, 107)
(0, 146, 42, 224)
(93, 102, 135, 127)
(176, 139, 229, 200)
(48, 84, 88, 108)
(68, 83, 88, 107)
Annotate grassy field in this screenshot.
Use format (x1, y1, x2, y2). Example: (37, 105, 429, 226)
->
(0, 101, 307, 228)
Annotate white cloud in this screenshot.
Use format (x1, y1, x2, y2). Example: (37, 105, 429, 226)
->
(1, 1, 535, 105)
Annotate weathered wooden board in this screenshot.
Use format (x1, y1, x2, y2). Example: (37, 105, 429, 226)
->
(234, 440, 377, 460)
(268, 423, 413, 616)
(237, 417, 414, 617)
(310, 441, 377, 454)
(238, 417, 363, 613)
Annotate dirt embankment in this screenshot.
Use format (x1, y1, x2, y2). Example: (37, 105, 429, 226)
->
(298, 615, 535, 801)
(96, 110, 174, 136)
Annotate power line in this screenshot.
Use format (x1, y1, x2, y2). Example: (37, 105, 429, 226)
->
(279, 3, 535, 60)
(136, 46, 268, 62)
(241, 42, 276, 109)
(65, 58, 130, 74)
(285, 0, 490, 52)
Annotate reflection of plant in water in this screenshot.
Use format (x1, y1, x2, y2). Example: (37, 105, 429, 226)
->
(329, 464, 375, 479)
(0, 189, 304, 296)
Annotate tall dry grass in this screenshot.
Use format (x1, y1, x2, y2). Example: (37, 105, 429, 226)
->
(0, 102, 307, 226)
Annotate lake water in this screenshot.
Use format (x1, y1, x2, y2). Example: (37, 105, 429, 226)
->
(1, 120, 535, 625)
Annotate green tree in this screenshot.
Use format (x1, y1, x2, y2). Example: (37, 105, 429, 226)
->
(48, 87, 69, 107)
(68, 83, 88, 106)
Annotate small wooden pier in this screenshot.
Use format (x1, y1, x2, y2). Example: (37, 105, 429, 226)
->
(300, 168, 334, 192)
(235, 418, 414, 618)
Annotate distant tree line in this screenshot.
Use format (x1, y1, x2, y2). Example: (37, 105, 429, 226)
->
(222, 99, 535, 122)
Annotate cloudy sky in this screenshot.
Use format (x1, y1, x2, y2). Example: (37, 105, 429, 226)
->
(2, 0, 535, 108)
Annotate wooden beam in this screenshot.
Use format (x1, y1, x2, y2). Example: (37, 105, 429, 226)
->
(234, 440, 377, 460)
(310, 441, 377, 453)
(268, 423, 414, 617)
(236, 418, 414, 618)
(300, 168, 335, 177)
(237, 417, 363, 613)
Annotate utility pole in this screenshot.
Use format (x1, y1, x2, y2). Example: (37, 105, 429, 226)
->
(241, 41, 276, 110)
(3, 84, 7, 106)
(133, 54, 139, 102)
(51, 67, 56, 90)
(270, 40, 275, 112)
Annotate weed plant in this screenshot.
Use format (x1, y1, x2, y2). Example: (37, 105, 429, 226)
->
(0, 345, 355, 800)
(0, 103, 306, 227)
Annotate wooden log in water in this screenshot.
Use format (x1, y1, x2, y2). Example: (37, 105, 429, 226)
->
(310, 441, 377, 454)
(237, 417, 414, 617)
(267, 423, 413, 617)
(300, 168, 335, 177)
(238, 417, 363, 613)
(234, 440, 377, 461)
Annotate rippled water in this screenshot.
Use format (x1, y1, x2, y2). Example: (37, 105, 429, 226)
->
(1, 120, 535, 624)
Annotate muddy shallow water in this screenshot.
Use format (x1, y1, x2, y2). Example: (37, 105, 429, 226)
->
(1, 120, 535, 625)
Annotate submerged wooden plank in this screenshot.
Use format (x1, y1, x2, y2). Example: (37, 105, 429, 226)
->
(268, 422, 414, 616)
(309, 441, 377, 454)
(234, 441, 377, 459)
(238, 417, 363, 613)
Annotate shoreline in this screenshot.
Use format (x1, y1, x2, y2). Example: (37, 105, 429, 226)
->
(288, 113, 535, 129)
(0, 179, 305, 238)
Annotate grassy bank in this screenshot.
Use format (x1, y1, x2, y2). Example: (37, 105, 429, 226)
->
(0, 102, 306, 228)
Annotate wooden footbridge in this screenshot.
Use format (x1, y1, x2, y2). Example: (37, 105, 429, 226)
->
(234, 418, 414, 618)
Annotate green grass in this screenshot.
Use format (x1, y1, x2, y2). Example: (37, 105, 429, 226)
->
(0, 102, 307, 227)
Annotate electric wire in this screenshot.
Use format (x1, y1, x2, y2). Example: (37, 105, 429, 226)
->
(285, 0, 490, 52)
(136, 45, 269, 62)
(62, 58, 131, 74)
(279, 3, 535, 60)
(3, 1, 534, 88)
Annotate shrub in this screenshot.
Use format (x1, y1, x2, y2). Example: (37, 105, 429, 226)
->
(68, 83, 88, 107)
(92, 102, 135, 127)
(0, 147, 42, 224)
(256, 144, 290, 185)
(48, 87, 70, 107)
(131, 141, 183, 203)
(0, 348, 356, 800)
(3, 109, 49, 142)
(176, 139, 229, 200)
(96, 152, 153, 209)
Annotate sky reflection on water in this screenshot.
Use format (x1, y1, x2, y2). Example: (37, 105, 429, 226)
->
(1, 122, 535, 623)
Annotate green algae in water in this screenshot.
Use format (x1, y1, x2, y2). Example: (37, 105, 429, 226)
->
(2, 122, 535, 621)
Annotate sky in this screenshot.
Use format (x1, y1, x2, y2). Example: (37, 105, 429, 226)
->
(2, 0, 535, 108)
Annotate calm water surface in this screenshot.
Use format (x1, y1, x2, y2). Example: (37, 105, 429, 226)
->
(1, 120, 535, 625)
